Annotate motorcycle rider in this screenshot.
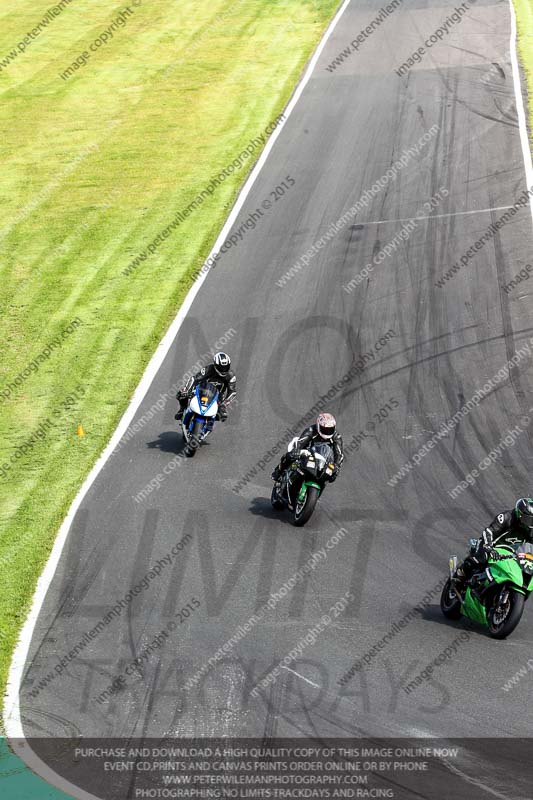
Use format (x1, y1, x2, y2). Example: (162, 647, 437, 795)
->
(454, 497, 533, 588)
(271, 413, 344, 483)
(175, 352, 236, 422)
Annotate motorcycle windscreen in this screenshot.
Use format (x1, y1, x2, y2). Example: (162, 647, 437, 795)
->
(195, 380, 219, 415)
(514, 542, 533, 590)
(310, 442, 334, 470)
(312, 442, 334, 461)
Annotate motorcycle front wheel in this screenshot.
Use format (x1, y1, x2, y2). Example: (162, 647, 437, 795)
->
(440, 579, 462, 620)
(271, 485, 284, 510)
(293, 486, 319, 527)
(185, 419, 203, 457)
(488, 588, 524, 639)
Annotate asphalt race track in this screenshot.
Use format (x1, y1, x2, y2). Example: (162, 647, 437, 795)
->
(8, 0, 533, 797)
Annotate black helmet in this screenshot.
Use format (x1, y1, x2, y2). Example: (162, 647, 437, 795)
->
(214, 352, 230, 377)
(515, 497, 533, 532)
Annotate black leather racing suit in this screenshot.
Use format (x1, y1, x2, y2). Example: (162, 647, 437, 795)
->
(176, 364, 236, 419)
(274, 424, 344, 482)
(458, 510, 533, 581)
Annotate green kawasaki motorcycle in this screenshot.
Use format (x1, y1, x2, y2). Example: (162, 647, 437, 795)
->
(441, 541, 533, 638)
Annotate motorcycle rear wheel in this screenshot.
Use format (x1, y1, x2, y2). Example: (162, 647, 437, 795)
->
(488, 588, 524, 639)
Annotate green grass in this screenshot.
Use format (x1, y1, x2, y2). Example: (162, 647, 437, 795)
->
(515, 0, 533, 139)
(0, 0, 342, 722)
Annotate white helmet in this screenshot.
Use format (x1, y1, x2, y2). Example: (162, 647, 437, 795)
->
(317, 412, 336, 440)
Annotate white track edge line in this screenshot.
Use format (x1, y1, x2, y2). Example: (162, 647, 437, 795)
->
(509, 0, 533, 224)
(2, 0, 354, 795)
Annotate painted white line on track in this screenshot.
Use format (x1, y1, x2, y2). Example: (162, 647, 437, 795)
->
(509, 0, 533, 225)
(280, 666, 321, 688)
(357, 204, 519, 226)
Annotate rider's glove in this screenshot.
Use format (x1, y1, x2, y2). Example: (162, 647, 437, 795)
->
(329, 466, 339, 483)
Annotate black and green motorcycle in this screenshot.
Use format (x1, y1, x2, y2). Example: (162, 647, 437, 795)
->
(271, 441, 336, 526)
(441, 541, 533, 638)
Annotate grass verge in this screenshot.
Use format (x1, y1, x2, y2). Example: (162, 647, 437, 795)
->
(514, 0, 533, 140)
